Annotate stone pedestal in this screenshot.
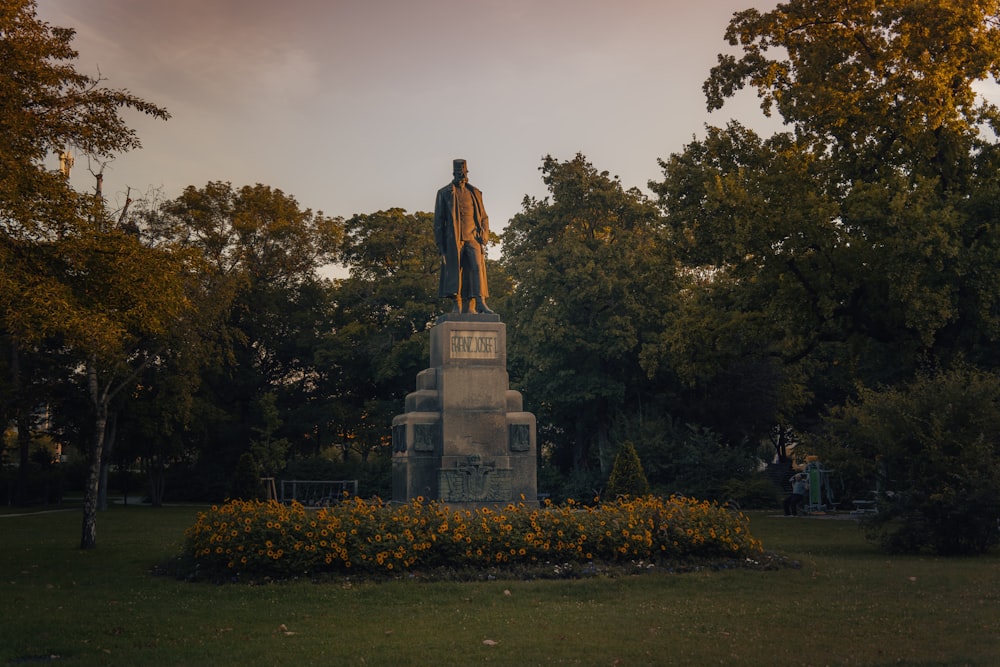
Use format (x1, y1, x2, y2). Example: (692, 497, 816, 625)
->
(392, 313, 537, 508)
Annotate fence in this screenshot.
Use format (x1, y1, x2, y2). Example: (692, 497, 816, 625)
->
(278, 479, 358, 506)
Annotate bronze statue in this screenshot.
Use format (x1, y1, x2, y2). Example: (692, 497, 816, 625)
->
(434, 159, 493, 314)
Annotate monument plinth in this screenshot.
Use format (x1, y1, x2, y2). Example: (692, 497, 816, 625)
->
(392, 313, 537, 508)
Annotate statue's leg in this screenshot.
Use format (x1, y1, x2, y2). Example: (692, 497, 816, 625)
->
(459, 243, 476, 313)
(475, 296, 494, 314)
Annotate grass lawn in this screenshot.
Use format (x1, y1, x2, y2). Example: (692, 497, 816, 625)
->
(1, 504, 998, 666)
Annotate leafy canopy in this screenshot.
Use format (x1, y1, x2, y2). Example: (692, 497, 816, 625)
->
(652, 1, 1000, 437)
(502, 154, 674, 471)
(705, 0, 1000, 183)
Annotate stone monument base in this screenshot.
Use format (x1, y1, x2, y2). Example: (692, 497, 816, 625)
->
(392, 314, 537, 508)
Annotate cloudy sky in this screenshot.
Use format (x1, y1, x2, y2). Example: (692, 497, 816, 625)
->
(37, 0, 783, 236)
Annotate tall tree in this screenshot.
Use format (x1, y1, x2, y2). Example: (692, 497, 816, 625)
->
(68, 224, 194, 547)
(651, 1, 1000, 441)
(144, 182, 344, 487)
(501, 155, 675, 473)
(1, 0, 176, 547)
(323, 209, 443, 464)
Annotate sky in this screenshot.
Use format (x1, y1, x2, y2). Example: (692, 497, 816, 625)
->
(36, 0, 785, 246)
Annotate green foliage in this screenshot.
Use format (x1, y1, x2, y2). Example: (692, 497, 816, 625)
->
(537, 465, 603, 505)
(229, 452, 262, 501)
(321, 209, 441, 464)
(718, 476, 783, 510)
(605, 441, 650, 498)
(813, 364, 1000, 555)
(1, 0, 177, 354)
(1, 1, 195, 546)
(248, 392, 289, 477)
(651, 0, 1000, 449)
(0, 0, 169, 228)
(615, 415, 757, 501)
(705, 0, 1000, 183)
(501, 154, 676, 472)
(142, 182, 347, 491)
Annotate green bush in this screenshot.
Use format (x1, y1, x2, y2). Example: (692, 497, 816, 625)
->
(813, 364, 1000, 555)
(537, 465, 603, 505)
(618, 416, 757, 500)
(606, 441, 650, 498)
(718, 476, 783, 510)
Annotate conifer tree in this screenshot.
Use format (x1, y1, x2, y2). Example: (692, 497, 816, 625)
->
(606, 441, 651, 499)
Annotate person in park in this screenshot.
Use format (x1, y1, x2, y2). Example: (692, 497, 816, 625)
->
(434, 159, 493, 314)
(784, 472, 808, 516)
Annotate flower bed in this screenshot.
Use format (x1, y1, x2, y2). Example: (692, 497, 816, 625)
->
(178, 495, 764, 581)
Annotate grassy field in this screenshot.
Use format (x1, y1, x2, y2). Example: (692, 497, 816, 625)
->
(1, 504, 997, 666)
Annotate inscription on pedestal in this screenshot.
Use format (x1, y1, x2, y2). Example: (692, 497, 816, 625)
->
(450, 330, 499, 359)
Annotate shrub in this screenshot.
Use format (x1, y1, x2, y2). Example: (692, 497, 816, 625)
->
(617, 416, 757, 500)
(813, 364, 1000, 555)
(718, 476, 783, 510)
(606, 441, 650, 498)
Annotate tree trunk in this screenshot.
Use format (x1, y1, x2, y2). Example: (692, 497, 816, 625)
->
(98, 461, 110, 511)
(595, 419, 610, 476)
(97, 412, 118, 511)
(572, 416, 588, 472)
(772, 425, 789, 463)
(80, 358, 108, 550)
(16, 410, 31, 506)
(10, 338, 31, 506)
(146, 456, 165, 507)
(80, 412, 106, 549)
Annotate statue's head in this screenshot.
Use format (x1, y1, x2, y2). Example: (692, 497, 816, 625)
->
(452, 159, 468, 183)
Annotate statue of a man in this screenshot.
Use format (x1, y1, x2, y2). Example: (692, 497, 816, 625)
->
(434, 159, 493, 314)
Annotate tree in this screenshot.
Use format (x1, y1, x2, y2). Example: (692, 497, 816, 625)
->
(60, 223, 195, 547)
(812, 364, 1000, 555)
(322, 209, 443, 466)
(704, 0, 1000, 187)
(1, 1, 182, 548)
(1, 0, 168, 227)
(605, 441, 650, 499)
(650, 1, 1000, 441)
(142, 182, 344, 492)
(501, 155, 676, 474)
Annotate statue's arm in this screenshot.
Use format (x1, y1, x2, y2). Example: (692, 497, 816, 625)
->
(474, 188, 489, 243)
(433, 188, 449, 258)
